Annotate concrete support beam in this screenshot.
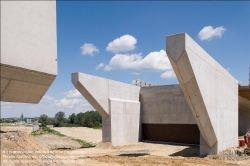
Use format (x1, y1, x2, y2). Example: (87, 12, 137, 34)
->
(166, 33, 238, 155)
(1, 1, 57, 103)
(72, 72, 141, 144)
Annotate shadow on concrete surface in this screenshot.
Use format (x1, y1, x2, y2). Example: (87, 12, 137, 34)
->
(169, 147, 199, 157)
(118, 153, 150, 157)
(142, 140, 199, 147)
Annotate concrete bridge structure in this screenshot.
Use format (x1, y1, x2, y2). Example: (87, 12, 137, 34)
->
(1, 1, 249, 156)
(72, 33, 250, 156)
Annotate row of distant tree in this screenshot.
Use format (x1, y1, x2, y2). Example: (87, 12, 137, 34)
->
(39, 111, 102, 128)
(0, 118, 18, 123)
(0, 117, 37, 123)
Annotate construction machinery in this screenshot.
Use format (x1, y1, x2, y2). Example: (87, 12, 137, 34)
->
(244, 129, 250, 155)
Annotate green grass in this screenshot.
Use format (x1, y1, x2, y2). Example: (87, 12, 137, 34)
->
(93, 126, 102, 130)
(31, 127, 65, 137)
(73, 139, 95, 148)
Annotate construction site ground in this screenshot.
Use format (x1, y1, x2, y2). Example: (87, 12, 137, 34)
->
(1, 125, 249, 166)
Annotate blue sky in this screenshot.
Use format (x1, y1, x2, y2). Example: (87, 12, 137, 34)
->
(1, 1, 250, 118)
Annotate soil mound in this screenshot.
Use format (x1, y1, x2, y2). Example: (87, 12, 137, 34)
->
(1, 130, 64, 166)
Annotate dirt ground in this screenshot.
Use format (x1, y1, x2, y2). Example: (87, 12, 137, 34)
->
(35, 134, 82, 150)
(1, 125, 249, 166)
(52, 127, 101, 144)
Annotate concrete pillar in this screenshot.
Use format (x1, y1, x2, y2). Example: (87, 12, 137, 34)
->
(166, 32, 238, 155)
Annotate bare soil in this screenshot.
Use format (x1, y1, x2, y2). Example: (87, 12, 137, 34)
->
(35, 134, 82, 150)
(1, 125, 249, 166)
(52, 127, 101, 144)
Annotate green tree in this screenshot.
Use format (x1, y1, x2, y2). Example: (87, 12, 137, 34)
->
(46, 118, 55, 125)
(68, 113, 76, 124)
(39, 114, 48, 126)
(74, 111, 101, 128)
(54, 111, 66, 127)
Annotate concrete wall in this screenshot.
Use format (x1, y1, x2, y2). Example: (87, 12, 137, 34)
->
(239, 96, 250, 135)
(103, 98, 140, 144)
(167, 33, 238, 156)
(72, 72, 141, 144)
(140, 85, 196, 124)
(1, 1, 57, 103)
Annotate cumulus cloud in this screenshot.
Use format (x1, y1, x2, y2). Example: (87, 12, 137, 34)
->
(95, 63, 105, 70)
(106, 34, 137, 53)
(131, 72, 141, 75)
(55, 90, 87, 109)
(198, 26, 226, 41)
(63, 89, 81, 98)
(104, 50, 172, 72)
(80, 43, 99, 56)
(160, 70, 176, 79)
(54, 98, 86, 109)
(0, 89, 94, 118)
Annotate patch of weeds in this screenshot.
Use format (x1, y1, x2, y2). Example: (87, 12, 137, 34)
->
(93, 126, 102, 130)
(73, 139, 95, 148)
(31, 127, 65, 137)
(31, 133, 41, 137)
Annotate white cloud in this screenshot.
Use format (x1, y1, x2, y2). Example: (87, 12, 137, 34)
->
(54, 98, 87, 109)
(160, 70, 176, 79)
(131, 72, 141, 75)
(63, 89, 81, 98)
(131, 80, 136, 84)
(95, 63, 105, 70)
(106, 34, 137, 53)
(80, 43, 99, 56)
(198, 26, 226, 41)
(104, 50, 172, 72)
(54, 90, 87, 109)
(0, 89, 94, 118)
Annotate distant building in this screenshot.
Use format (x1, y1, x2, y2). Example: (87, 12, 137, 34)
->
(26, 118, 32, 124)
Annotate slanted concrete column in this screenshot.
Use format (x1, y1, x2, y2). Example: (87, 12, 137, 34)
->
(72, 72, 141, 144)
(166, 33, 238, 155)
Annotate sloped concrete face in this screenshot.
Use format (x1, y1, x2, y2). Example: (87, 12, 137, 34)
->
(167, 33, 238, 155)
(72, 72, 141, 144)
(1, 1, 57, 103)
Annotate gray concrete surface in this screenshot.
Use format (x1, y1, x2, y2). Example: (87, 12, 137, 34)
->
(167, 32, 238, 155)
(140, 85, 196, 124)
(1, 1, 57, 103)
(103, 98, 140, 144)
(72, 72, 141, 144)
